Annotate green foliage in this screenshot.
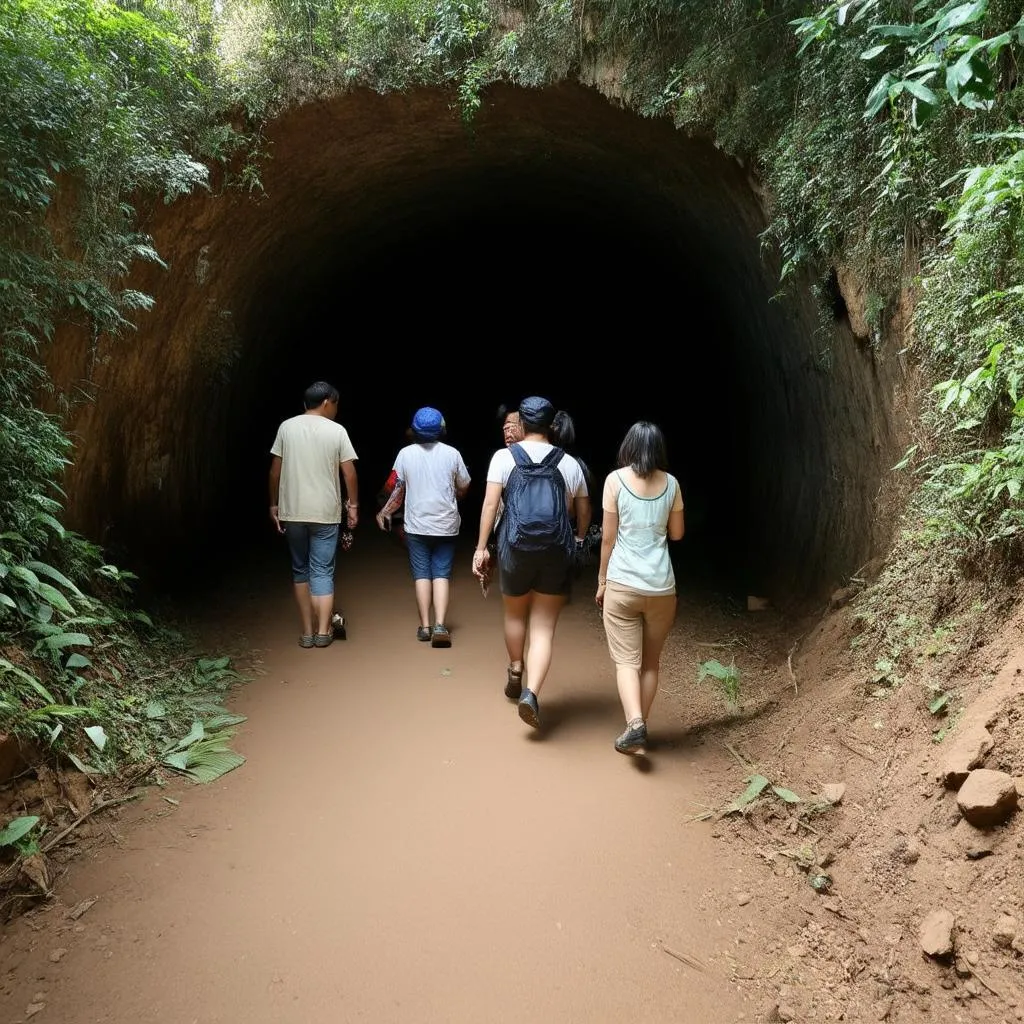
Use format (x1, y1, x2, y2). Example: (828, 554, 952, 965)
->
(793, 1, 1024, 562)
(0, 815, 42, 856)
(0, 0, 251, 780)
(698, 658, 741, 706)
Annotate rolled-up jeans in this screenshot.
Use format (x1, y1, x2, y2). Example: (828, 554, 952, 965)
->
(283, 522, 339, 597)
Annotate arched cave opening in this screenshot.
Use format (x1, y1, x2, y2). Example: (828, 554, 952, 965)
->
(56, 83, 898, 609)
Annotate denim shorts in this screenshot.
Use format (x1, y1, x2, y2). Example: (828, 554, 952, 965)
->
(284, 522, 339, 597)
(405, 534, 457, 581)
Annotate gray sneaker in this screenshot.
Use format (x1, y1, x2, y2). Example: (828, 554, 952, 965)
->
(517, 689, 540, 729)
(614, 719, 647, 754)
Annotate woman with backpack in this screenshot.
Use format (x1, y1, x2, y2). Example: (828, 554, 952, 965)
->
(595, 421, 685, 755)
(472, 396, 591, 729)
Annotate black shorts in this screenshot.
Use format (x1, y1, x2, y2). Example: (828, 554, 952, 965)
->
(499, 549, 573, 598)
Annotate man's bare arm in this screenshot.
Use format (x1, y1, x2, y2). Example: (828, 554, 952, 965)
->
(341, 459, 358, 528)
(268, 456, 284, 533)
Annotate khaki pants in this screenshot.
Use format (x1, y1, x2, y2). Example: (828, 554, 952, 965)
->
(602, 582, 677, 668)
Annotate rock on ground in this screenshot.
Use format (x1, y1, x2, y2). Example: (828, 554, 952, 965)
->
(939, 724, 994, 788)
(956, 769, 1019, 827)
(993, 915, 1018, 949)
(920, 908, 956, 960)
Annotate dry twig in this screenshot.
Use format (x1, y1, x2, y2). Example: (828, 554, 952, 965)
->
(838, 735, 879, 765)
(662, 945, 708, 972)
(41, 792, 143, 854)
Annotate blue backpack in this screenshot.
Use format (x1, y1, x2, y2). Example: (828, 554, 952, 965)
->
(498, 443, 574, 559)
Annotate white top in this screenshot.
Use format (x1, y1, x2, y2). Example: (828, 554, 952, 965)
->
(270, 414, 358, 524)
(604, 470, 683, 595)
(486, 441, 589, 502)
(393, 442, 471, 537)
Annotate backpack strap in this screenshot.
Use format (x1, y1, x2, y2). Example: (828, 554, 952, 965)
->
(509, 443, 532, 467)
(540, 446, 565, 467)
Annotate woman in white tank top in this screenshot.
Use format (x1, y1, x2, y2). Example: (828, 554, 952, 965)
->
(596, 422, 685, 755)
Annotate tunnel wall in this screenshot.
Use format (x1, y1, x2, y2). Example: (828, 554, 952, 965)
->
(46, 82, 907, 603)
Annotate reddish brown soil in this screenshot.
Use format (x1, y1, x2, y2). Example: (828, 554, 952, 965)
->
(2, 536, 1022, 1023)
(0, 540, 767, 1024)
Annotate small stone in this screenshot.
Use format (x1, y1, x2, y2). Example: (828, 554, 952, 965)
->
(993, 915, 1018, 949)
(957, 769, 1019, 827)
(736, 892, 752, 906)
(48, 949, 67, 963)
(903, 839, 922, 865)
(965, 837, 995, 860)
(920, 908, 956, 960)
(776, 1003, 796, 1022)
(966, 950, 980, 966)
(955, 957, 973, 978)
(821, 783, 847, 805)
(940, 725, 994, 788)
(787, 945, 807, 958)
(25, 1003, 44, 1019)
(964, 979, 982, 998)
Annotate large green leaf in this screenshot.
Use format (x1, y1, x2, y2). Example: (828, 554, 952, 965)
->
(183, 748, 245, 784)
(0, 816, 40, 847)
(935, 1, 988, 36)
(172, 720, 205, 751)
(722, 774, 770, 815)
(42, 631, 92, 650)
(25, 560, 83, 597)
(34, 581, 75, 615)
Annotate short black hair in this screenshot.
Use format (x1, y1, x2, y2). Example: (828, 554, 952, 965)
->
(496, 403, 519, 424)
(550, 410, 576, 449)
(617, 421, 669, 478)
(304, 381, 339, 409)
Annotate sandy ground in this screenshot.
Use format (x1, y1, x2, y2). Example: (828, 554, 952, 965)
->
(0, 536, 770, 1024)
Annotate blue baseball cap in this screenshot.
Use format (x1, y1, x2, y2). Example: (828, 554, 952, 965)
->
(412, 406, 445, 441)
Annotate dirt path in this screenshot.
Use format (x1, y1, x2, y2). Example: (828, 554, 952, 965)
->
(1, 538, 767, 1024)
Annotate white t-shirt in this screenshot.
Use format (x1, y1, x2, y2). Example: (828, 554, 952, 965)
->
(486, 441, 589, 503)
(270, 414, 358, 524)
(393, 442, 471, 537)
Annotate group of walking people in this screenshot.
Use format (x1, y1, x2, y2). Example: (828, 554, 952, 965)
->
(269, 385, 684, 755)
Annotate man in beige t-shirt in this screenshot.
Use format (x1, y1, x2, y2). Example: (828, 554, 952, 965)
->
(269, 382, 358, 648)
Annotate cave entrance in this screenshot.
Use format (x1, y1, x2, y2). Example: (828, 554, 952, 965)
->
(61, 82, 895, 607)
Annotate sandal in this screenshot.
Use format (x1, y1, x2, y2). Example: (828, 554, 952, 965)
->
(299, 635, 315, 649)
(313, 633, 333, 648)
(431, 624, 451, 648)
(504, 665, 523, 701)
(417, 626, 431, 642)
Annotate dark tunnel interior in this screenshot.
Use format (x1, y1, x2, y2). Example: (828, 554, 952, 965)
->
(71, 85, 893, 611)
(217, 167, 753, 601)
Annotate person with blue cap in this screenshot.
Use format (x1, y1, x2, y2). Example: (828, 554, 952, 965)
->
(472, 396, 592, 729)
(377, 407, 471, 647)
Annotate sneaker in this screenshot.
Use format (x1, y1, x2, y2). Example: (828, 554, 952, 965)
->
(313, 633, 334, 648)
(504, 666, 523, 701)
(517, 689, 540, 729)
(299, 634, 315, 649)
(416, 626, 431, 642)
(331, 613, 347, 640)
(431, 624, 451, 648)
(614, 719, 647, 754)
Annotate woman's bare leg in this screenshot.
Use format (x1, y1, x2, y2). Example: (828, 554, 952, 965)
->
(524, 592, 566, 697)
(502, 593, 529, 673)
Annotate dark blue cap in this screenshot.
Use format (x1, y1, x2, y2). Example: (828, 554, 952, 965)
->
(519, 396, 556, 429)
